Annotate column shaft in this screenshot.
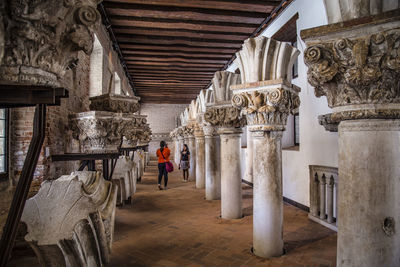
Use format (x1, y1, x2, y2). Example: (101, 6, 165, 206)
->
(220, 128, 242, 219)
(252, 130, 283, 258)
(244, 126, 253, 183)
(195, 135, 205, 189)
(338, 120, 400, 267)
(205, 132, 221, 200)
(188, 136, 196, 181)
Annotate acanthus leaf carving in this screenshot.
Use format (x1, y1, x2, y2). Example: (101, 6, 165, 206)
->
(0, 0, 101, 87)
(204, 106, 246, 128)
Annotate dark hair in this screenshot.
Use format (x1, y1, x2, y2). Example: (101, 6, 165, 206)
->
(160, 140, 166, 152)
(182, 144, 189, 152)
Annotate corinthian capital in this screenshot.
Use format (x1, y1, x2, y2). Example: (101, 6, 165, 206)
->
(0, 0, 101, 87)
(302, 11, 400, 122)
(204, 106, 246, 128)
(231, 81, 300, 131)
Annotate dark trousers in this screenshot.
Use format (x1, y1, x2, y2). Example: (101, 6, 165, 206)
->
(158, 163, 168, 186)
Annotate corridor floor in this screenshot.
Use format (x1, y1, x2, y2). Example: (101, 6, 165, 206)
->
(108, 162, 337, 267)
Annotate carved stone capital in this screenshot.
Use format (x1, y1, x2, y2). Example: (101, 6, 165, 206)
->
(90, 93, 141, 113)
(203, 125, 217, 137)
(302, 12, 400, 121)
(318, 113, 339, 132)
(0, 0, 101, 87)
(70, 111, 127, 153)
(121, 115, 147, 147)
(231, 80, 300, 131)
(204, 106, 246, 128)
(194, 124, 205, 138)
(182, 125, 195, 137)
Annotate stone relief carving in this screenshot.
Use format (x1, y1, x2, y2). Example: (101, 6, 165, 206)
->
(21, 171, 117, 267)
(182, 125, 195, 136)
(232, 87, 300, 128)
(204, 106, 246, 128)
(304, 30, 400, 109)
(0, 0, 101, 87)
(90, 93, 141, 113)
(70, 111, 128, 153)
(202, 125, 218, 137)
(121, 115, 147, 147)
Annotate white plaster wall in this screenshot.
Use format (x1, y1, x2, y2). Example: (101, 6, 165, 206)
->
(234, 0, 339, 207)
(140, 103, 187, 159)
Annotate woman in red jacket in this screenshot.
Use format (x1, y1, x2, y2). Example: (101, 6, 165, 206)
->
(156, 140, 171, 190)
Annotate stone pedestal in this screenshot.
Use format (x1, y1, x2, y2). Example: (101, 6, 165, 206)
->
(219, 127, 243, 219)
(194, 128, 205, 189)
(244, 127, 253, 183)
(337, 120, 400, 266)
(203, 126, 221, 200)
(252, 130, 283, 257)
(187, 135, 196, 181)
(302, 11, 400, 266)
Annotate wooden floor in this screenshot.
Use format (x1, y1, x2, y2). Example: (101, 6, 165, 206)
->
(108, 162, 337, 266)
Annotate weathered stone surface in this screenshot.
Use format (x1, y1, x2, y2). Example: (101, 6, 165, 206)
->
(302, 12, 400, 121)
(0, 0, 101, 87)
(70, 111, 128, 153)
(338, 120, 400, 267)
(204, 106, 246, 128)
(203, 125, 221, 200)
(113, 156, 136, 205)
(218, 127, 242, 219)
(318, 113, 339, 132)
(212, 71, 241, 104)
(235, 36, 300, 84)
(89, 93, 140, 113)
(194, 126, 205, 189)
(323, 0, 400, 24)
(121, 115, 147, 148)
(21, 171, 117, 266)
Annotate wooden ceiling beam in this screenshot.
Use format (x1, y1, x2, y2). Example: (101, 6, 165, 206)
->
(126, 61, 223, 68)
(113, 27, 248, 40)
(125, 56, 226, 64)
(127, 65, 220, 71)
(116, 35, 241, 48)
(109, 17, 255, 34)
(119, 44, 238, 54)
(130, 70, 215, 75)
(104, 3, 267, 24)
(122, 50, 231, 59)
(104, 0, 279, 13)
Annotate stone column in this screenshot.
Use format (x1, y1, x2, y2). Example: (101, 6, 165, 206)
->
(187, 134, 196, 181)
(244, 126, 253, 183)
(203, 125, 221, 200)
(204, 70, 245, 218)
(219, 127, 243, 219)
(194, 126, 205, 189)
(302, 12, 400, 267)
(177, 131, 184, 164)
(232, 36, 300, 258)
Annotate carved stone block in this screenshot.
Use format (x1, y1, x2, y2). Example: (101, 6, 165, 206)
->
(21, 171, 117, 266)
(89, 93, 141, 114)
(121, 115, 147, 148)
(0, 0, 101, 87)
(69, 111, 128, 153)
(113, 156, 136, 205)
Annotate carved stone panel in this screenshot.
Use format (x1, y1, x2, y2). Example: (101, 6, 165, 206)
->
(212, 71, 241, 104)
(0, 0, 101, 87)
(21, 171, 117, 266)
(89, 93, 141, 113)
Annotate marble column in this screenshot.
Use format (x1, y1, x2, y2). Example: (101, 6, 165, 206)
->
(203, 125, 221, 200)
(194, 126, 206, 189)
(219, 127, 243, 219)
(232, 36, 300, 258)
(302, 11, 400, 267)
(187, 134, 196, 181)
(177, 134, 184, 164)
(243, 127, 253, 184)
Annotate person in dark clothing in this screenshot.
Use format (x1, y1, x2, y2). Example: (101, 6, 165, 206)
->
(156, 140, 171, 190)
(179, 144, 190, 182)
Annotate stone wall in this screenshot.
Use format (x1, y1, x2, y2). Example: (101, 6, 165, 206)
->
(140, 103, 187, 159)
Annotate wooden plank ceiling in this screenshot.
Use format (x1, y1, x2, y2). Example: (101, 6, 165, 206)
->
(102, 0, 283, 103)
